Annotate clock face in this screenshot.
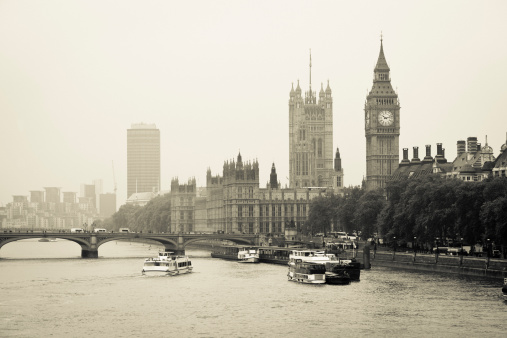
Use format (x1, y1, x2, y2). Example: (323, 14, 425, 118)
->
(378, 110, 394, 126)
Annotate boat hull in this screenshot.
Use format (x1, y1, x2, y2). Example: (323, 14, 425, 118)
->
(238, 257, 259, 263)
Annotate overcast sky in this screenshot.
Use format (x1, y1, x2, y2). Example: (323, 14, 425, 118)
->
(1, 1, 506, 208)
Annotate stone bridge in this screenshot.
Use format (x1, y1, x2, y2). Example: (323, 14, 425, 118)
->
(0, 232, 259, 258)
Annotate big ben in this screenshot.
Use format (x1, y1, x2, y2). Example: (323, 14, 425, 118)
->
(364, 37, 400, 190)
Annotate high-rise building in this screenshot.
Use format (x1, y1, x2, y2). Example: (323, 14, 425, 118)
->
(99, 193, 116, 218)
(289, 53, 343, 189)
(44, 187, 61, 204)
(364, 38, 400, 190)
(127, 123, 161, 198)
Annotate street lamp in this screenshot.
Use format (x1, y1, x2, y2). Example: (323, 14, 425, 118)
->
(393, 236, 396, 252)
(413, 236, 417, 253)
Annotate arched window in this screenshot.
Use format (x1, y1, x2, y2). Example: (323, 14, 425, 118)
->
(318, 139, 323, 157)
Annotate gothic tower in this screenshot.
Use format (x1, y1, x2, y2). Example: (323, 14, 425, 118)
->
(289, 52, 335, 188)
(364, 37, 400, 190)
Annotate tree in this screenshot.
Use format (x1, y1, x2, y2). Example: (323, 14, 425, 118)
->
(353, 189, 385, 240)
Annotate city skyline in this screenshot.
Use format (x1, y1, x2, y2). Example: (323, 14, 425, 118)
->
(1, 1, 507, 208)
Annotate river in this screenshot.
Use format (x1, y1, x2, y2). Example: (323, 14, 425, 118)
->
(0, 239, 505, 337)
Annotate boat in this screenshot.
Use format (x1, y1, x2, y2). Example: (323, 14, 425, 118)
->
(288, 249, 331, 265)
(324, 254, 361, 281)
(211, 245, 260, 262)
(287, 260, 326, 284)
(142, 251, 193, 276)
(503, 278, 507, 301)
(38, 238, 49, 242)
(237, 247, 260, 263)
(325, 266, 351, 285)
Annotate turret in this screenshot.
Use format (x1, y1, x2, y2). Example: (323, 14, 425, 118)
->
(334, 148, 342, 171)
(269, 163, 278, 189)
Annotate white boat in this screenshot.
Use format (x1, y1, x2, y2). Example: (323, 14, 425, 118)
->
(237, 247, 260, 263)
(287, 260, 326, 284)
(288, 249, 331, 266)
(142, 251, 193, 276)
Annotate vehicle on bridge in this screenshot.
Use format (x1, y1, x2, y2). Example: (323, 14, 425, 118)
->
(119, 228, 130, 233)
(142, 251, 193, 276)
(70, 228, 84, 233)
(93, 228, 107, 233)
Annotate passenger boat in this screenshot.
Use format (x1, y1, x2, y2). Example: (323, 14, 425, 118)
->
(142, 251, 192, 276)
(237, 247, 260, 263)
(288, 249, 331, 265)
(211, 245, 260, 262)
(287, 260, 326, 284)
(503, 278, 507, 301)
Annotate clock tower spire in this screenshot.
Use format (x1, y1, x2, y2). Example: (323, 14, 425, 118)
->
(364, 36, 400, 190)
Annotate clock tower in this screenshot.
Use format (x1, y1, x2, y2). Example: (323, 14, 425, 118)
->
(364, 37, 400, 190)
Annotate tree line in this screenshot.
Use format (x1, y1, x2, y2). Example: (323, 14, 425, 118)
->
(304, 176, 507, 249)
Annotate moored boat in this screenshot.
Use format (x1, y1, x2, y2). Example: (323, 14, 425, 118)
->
(287, 260, 326, 284)
(288, 249, 331, 265)
(237, 247, 260, 263)
(325, 267, 351, 285)
(142, 251, 193, 276)
(503, 278, 507, 301)
(324, 254, 361, 281)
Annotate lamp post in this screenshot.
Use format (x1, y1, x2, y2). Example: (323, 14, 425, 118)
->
(413, 236, 417, 253)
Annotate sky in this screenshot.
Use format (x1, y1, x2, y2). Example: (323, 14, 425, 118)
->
(1, 0, 506, 209)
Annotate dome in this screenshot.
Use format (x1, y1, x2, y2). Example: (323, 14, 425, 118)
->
(481, 145, 493, 154)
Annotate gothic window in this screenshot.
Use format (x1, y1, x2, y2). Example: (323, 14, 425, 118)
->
(312, 139, 316, 155)
(238, 187, 242, 198)
(318, 139, 323, 157)
(327, 103, 331, 108)
(249, 187, 253, 198)
(238, 206, 242, 218)
(249, 206, 253, 217)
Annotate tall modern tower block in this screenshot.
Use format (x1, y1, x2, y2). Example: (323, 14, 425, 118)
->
(364, 38, 400, 190)
(127, 123, 160, 198)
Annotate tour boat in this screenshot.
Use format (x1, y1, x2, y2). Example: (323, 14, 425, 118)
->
(287, 260, 326, 284)
(503, 278, 507, 301)
(237, 247, 260, 263)
(288, 249, 331, 266)
(142, 251, 193, 276)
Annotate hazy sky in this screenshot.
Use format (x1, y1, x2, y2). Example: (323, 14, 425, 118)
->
(1, 1, 506, 208)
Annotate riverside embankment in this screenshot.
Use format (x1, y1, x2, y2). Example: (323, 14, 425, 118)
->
(369, 249, 507, 279)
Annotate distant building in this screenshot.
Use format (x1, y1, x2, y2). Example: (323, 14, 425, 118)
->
(389, 135, 504, 183)
(30, 191, 44, 203)
(288, 53, 343, 191)
(44, 187, 61, 203)
(492, 134, 507, 178)
(365, 38, 400, 190)
(99, 193, 116, 218)
(127, 123, 160, 199)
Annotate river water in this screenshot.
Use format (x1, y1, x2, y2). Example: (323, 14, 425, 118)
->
(0, 239, 505, 337)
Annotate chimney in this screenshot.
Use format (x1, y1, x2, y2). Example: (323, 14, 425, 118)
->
(467, 137, 478, 153)
(457, 140, 466, 156)
(400, 148, 410, 166)
(411, 146, 421, 163)
(423, 145, 433, 162)
(435, 143, 447, 164)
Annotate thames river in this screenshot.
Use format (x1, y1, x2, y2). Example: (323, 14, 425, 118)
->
(0, 240, 505, 337)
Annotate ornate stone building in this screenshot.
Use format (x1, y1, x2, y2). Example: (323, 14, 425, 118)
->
(289, 53, 343, 190)
(365, 38, 400, 190)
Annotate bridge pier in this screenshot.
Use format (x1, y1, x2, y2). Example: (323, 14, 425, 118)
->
(81, 249, 98, 258)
